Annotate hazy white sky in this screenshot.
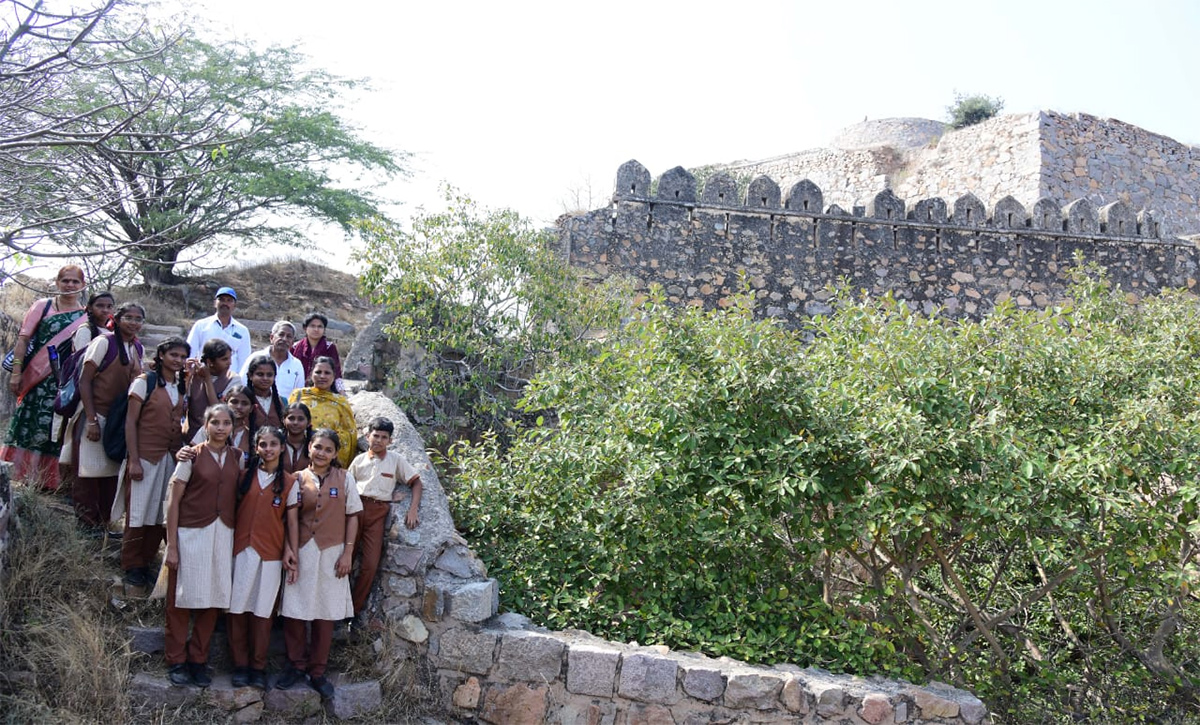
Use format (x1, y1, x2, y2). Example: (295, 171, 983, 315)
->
(184, 0, 1198, 259)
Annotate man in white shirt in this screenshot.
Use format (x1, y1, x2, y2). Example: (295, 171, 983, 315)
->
(240, 320, 306, 402)
(186, 287, 252, 372)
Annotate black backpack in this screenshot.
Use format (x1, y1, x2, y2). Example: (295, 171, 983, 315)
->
(102, 370, 158, 462)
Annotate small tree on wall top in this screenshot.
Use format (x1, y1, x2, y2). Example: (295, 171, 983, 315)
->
(946, 92, 1005, 129)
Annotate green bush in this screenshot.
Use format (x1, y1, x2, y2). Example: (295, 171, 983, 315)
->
(451, 275, 1200, 720)
(947, 92, 1004, 129)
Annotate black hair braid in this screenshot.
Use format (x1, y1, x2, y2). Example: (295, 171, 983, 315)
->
(271, 382, 284, 426)
(238, 452, 260, 501)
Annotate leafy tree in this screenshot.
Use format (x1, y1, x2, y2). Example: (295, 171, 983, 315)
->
(452, 274, 1200, 720)
(29, 24, 405, 284)
(0, 0, 174, 272)
(946, 92, 1004, 130)
(356, 188, 630, 443)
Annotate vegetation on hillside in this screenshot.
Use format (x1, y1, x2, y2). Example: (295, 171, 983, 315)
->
(450, 271, 1200, 722)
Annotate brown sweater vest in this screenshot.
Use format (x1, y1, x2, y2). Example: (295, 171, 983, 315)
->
(91, 340, 140, 416)
(234, 470, 296, 560)
(282, 441, 310, 475)
(177, 444, 240, 529)
(136, 379, 186, 464)
(296, 468, 353, 551)
(253, 395, 283, 431)
(186, 371, 237, 435)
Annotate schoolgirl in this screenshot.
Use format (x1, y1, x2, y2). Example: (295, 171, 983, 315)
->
(277, 428, 361, 700)
(288, 357, 356, 468)
(163, 403, 241, 687)
(191, 384, 253, 454)
(185, 338, 242, 438)
(61, 295, 136, 532)
(281, 402, 313, 474)
(119, 335, 188, 594)
(245, 354, 286, 431)
(228, 426, 298, 690)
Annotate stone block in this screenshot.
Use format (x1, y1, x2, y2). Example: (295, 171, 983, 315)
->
(326, 679, 382, 719)
(422, 586, 444, 621)
(397, 614, 429, 643)
(480, 681, 549, 723)
(388, 545, 425, 575)
(859, 693, 894, 724)
(446, 579, 498, 623)
(206, 674, 263, 710)
(494, 629, 565, 683)
(617, 653, 679, 705)
(433, 627, 498, 675)
(453, 676, 481, 709)
(555, 699, 616, 725)
(386, 574, 418, 597)
(680, 665, 725, 702)
(232, 701, 264, 723)
(263, 684, 322, 718)
(435, 545, 487, 578)
(813, 683, 847, 718)
(625, 702, 676, 725)
(913, 687, 960, 718)
(129, 671, 198, 709)
(960, 696, 988, 724)
(127, 625, 164, 654)
(723, 671, 782, 709)
(567, 644, 620, 697)
(779, 675, 808, 713)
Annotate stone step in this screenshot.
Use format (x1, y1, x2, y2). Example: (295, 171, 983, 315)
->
(129, 670, 382, 721)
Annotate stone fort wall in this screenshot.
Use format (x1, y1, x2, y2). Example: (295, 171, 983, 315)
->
(560, 160, 1196, 324)
(721, 111, 1200, 241)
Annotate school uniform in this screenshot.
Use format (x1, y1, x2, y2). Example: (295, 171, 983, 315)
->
(185, 369, 241, 437)
(282, 439, 310, 474)
(164, 444, 240, 667)
(281, 467, 361, 679)
(191, 424, 251, 455)
(120, 376, 186, 575)
(348, 449, 420, 613)
(228, 468, 298, 671)
(252, 393, 285, 431)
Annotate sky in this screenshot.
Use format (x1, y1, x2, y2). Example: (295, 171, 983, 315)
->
(173, 0, 1200, 267)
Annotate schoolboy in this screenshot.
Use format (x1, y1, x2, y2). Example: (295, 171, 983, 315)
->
(347, 417, 422, 614)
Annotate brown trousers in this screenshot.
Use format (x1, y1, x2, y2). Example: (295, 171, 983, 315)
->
(228, 612, 273, 670)
(164, 568, 220, 666)
(282, 617, 334, 678)
(74, 475, 117, 528)
(120, 480, 164, 571)
(352, 497, 390, 613)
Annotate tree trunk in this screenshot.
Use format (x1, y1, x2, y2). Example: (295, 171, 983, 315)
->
(137, 244, 183, 286)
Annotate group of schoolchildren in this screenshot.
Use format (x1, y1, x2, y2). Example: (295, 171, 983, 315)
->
(8, 275, 423, 701)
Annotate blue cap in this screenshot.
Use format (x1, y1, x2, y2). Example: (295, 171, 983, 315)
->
(215, 286, 237, 300)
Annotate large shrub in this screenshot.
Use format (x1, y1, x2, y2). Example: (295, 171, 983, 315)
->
(451, 277, 1200, 720)
(947, 92, 1005, 129)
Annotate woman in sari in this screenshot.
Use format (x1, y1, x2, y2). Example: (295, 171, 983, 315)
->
(291, 313, 342, 392)
(288, 357, 356, 468)
(2, 265, 89, 489)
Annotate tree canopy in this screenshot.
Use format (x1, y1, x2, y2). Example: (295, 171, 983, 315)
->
(1, 1, 406, 284)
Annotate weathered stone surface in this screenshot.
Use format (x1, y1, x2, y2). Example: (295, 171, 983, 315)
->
(859, 693, 894, 724)
(433, 627, 498, 675)
(555, 699, 616, 725)
(206, 674, 262, 710)
(479, 682, 549, 723)
(326, 679, 382, 719)
(913, 687, 960, 718)
(625, 702, 676, 725)
(779, 675, 808, 713)
(127, 625, 165, 654)
(232, 701, 264, 723)
(722, 671, 782, 709)
(680, 665, 724, 702)
(434, 545, 487, 578)
(617, 653, 679, 705)
(812, 683, 846, 717)
(263, 684, 322, 718)
(494, 629, 566, 683)
(388, 545, 426, 575)
(566, 643, 620, 697)
(445, 579, 498, 623)
(397, 614, 429, 643)
(129, 672, 197, 709)
(422, 586, 444, 621)
(386, 574, 419, 597)
(453, 676, 481, 708)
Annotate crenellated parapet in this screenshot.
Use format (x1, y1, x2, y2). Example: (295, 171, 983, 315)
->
(613, 160, 1165, 239)
(560, 161, 1198, 323)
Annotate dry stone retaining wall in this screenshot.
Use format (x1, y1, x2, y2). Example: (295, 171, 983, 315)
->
(559, 160, 1195, 325)
(349, 391, 991, 723)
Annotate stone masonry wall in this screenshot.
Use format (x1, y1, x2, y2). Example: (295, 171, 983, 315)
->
(560, 161, 1194, 324)
(719, 146, 905, 213)
(348, 391, 992, 724)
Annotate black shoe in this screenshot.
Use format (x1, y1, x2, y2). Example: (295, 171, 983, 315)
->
(167, 664, 191, 686)
(310, 675, 334, 701)
(188, 662, 211, 688)
(123, 568, 145, 587)
(247, 669, 267, 690)
(231, 666, 249, 688)
(140, 566, 157, 589)
(275, 666, 306, 690)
